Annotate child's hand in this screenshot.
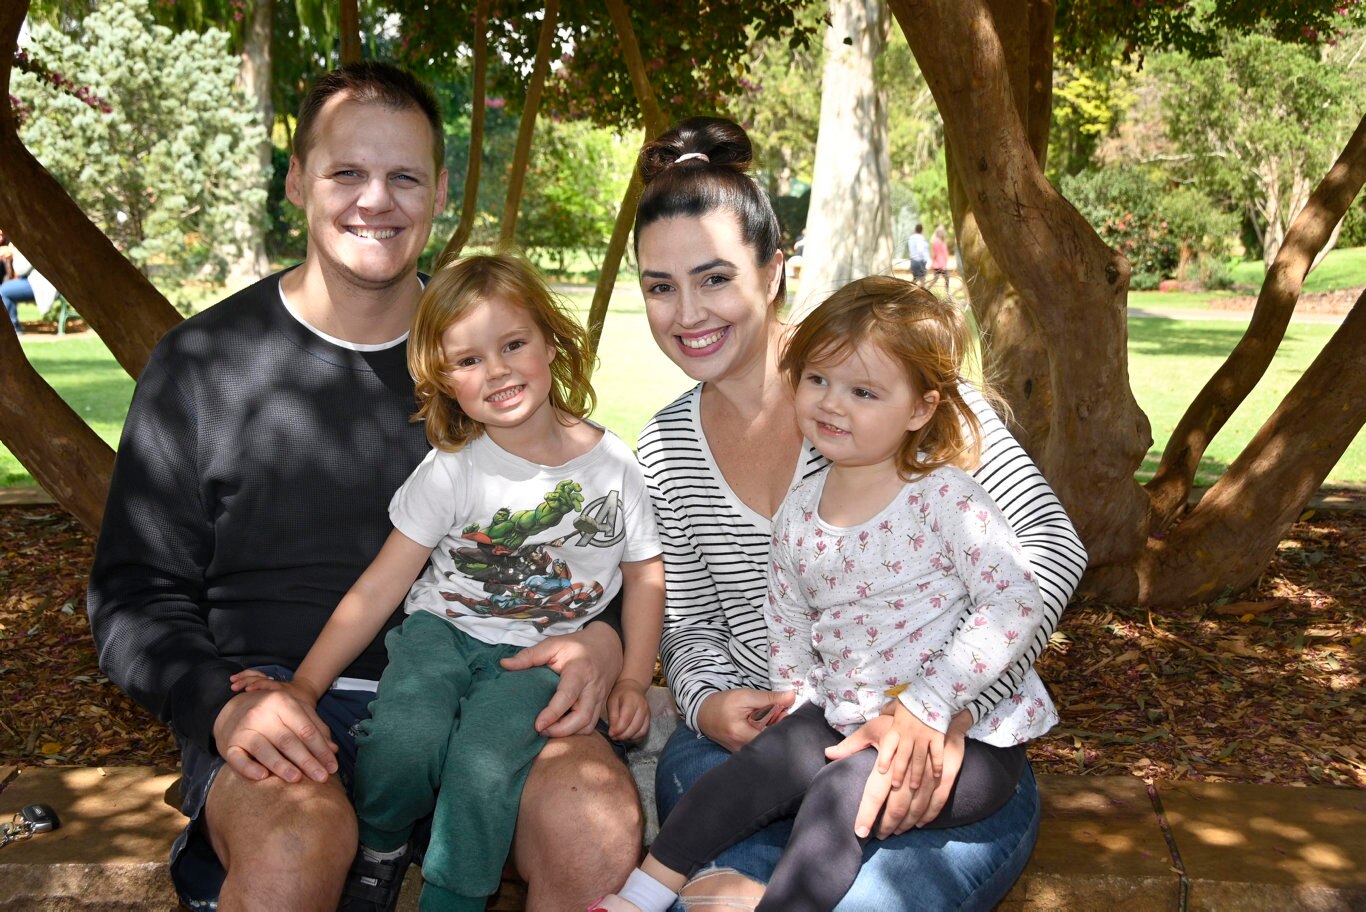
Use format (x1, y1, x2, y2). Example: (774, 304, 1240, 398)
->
(606, 679, 650, 742)
(229, 669, 281, 693)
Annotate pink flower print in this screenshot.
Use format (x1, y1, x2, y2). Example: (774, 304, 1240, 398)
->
(907, 493, 921, 506)
(832, 628, 844, 640)
(963, 545, 982, 566)
(971, 654, 988, 674)
(830, 660, 841, 673)
(976, 509, 989, 524)
(919, 651, 933, 663)
(956, 494, 974, 513)
(1004, 629, 1019, 646)
(996, 580, 1010, 593)
(879, 647, 895, 663)
(769, 643, 781, 657)
(814, 526, 824, 538)
(909, 629, 923, 643)
(777, 664, 796, 680)
(858, 530, 871, 549)
(803, 509, 814, 523)
(882, 560, 903, 575)
(907, 532, 925, 551)
(854, 613, 868, 626)
(919, 501, 932, 518)
(832, 609, 843, 620)
(929, 594, 945, 610)
(842, 690, 857, 702)
(1016, 599, 1033, 618)
(894, 618, 908, 631)
(815, 540, 828, 556)
(794, 535, 804, 549)
(805, 585, 819, 599)
(879, 519, 894, 534)
(782, 625, 797, 641)
(823, 574, 839, 590)
(1025, 705, 1036, 720)
(885, 675, 899, 687)
(841, 646, 853, 660)
(1034, 697, 1045, 708)
(866, 627, 879, 644)
(916, 581, 931, 593)
(923, 705, 942, 723)
(812, 632, 823, 645)
(856, 581, 874, 599)
(807, 608, 821, 622)
(1011, 693, 1025, 705)
(797, 560, 807, 575)
(952, 682, 968, 697)
(924, 664, 937, 677)
(930, 553, 945, 571)
(990, 717, 1002, 732)
(843, 558, 857, 573)
(972, 616, 989, 628)
(887, 597, 905, 610)
(938, 483, 950, 498)
(981, 562, 999, 583)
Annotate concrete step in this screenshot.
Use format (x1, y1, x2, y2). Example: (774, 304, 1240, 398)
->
(3, 766, 1363, 910)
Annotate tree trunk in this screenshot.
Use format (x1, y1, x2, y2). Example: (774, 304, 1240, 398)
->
(338, 0, 361, 65)
(1131, 289, 1366, 606)
(893, 0, 1152, 576)
(586, 0, 671, 365)
(793, 0, 893, 320)
(227, 0, 273, 286)
(1146, 115, 1366, 529)
(498, 0, 559, 246)
(437, 0, 489, 268)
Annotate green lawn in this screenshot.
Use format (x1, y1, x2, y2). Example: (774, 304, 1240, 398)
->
(2, 279, 1362, 488)
(1130, 245, 1366, 311)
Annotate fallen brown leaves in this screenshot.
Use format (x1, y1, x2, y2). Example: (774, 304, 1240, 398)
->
(1032, 507, 1366, 787)
(1, 504, 1362, 786)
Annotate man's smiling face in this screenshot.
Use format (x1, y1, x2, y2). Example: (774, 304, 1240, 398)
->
(286, 94, 448, 292)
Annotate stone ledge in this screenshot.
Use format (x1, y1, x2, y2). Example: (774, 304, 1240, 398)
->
(3, 766, 1363, 911)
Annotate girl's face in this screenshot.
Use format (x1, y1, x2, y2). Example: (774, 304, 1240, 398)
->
(439, 296, 557, 439)
(792, 341, 938, 472)
(637, 211, 784, 385)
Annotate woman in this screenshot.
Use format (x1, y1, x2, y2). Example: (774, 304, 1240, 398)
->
(633, 117, 1088, 911)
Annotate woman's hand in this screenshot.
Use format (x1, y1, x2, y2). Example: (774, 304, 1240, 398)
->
(501, 621, 623, 738)
(695, 688, 795, 753)
(826, 703, 970, 838)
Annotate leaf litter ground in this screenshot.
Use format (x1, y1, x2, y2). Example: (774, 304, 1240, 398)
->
(1, 503, 1362, 787)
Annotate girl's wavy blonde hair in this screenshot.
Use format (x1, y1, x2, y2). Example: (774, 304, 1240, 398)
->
(408, 253, 596, 451)
(780, 276, 983, 480)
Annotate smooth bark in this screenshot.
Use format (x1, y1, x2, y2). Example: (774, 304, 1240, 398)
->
(499, 0, 560, 246)
(228, 0, 273, 285)
(793, 0, 894, 320)
(1147, 115, 1366, 528)
(437, 0, 489, 268)
(339, 0, 361, 65)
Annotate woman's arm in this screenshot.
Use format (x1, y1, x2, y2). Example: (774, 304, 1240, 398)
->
(963, 384, 1087, 721)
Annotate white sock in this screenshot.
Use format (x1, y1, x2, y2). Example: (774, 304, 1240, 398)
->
(617, 868, 678, 912)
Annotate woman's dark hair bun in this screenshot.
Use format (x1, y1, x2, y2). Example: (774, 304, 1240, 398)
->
(637, 116, 753, 185)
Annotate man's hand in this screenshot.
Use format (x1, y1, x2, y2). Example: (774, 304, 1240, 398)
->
(695, 688, 795, 754)
(500, 621, 622, 738)
(211, 689, 339, 785)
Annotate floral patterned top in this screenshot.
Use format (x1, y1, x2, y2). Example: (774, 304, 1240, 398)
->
(767, 464, 1058, 745)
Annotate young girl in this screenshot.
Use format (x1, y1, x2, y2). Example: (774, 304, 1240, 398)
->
(234, 254, 663, 912)
(595, 277, 1056, 912)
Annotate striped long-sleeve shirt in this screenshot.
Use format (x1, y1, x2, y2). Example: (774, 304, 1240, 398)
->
(637, 382, 1088, 733)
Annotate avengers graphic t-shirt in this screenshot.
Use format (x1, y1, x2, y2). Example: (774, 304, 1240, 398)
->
(389, 427, 661, 647)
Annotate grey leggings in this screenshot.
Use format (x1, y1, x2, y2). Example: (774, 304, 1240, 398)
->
(649, 702, 1026, 912)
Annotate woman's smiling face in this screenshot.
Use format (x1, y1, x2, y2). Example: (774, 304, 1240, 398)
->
(636, 211, 784, 385)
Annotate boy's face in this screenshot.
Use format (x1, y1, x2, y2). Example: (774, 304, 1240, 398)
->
(286, 94, 448, 292)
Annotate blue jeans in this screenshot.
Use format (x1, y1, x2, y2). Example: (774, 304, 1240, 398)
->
(655, 724, 1041, 912)
(1, 276, 32, 332)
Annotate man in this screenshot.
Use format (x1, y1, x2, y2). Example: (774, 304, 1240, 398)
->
(906, 223, 930, 285)
(88, 63, 640, 912)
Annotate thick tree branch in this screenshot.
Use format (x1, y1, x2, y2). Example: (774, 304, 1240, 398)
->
(499, 0, 559, 246)
(1145, 114, 1366, 529)
(1137, 289, 1366, 606)
(0, 2, 181, 379)
(437, 0, 489, 267)
(604, 0, 670, 137)
(339, 0, 361, 65)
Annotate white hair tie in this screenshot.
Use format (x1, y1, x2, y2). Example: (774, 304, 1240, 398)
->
(675, 152, 710, 164)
